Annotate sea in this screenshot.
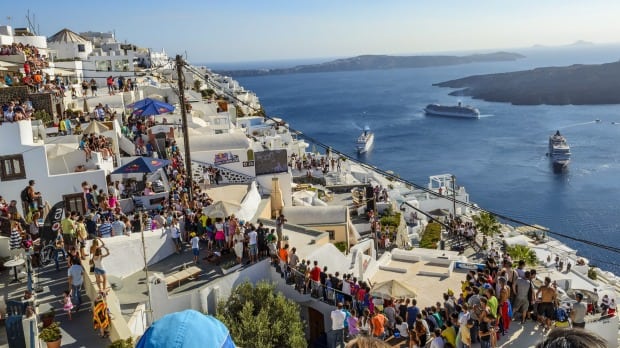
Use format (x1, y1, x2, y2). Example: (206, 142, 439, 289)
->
(204, 44, 620, 274)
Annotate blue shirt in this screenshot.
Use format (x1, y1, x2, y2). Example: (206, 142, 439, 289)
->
(407, 306, 419, 327)
(99, 222, 113, 237)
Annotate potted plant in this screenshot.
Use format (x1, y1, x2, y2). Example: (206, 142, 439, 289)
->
(40, 308, 55, 328)
(39, 321, 61, 348)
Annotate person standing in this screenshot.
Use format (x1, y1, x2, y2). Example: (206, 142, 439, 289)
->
(570, 293, 586, 328)
(232, 228, 244, 264)
(190, 232, 200, 264)
(276, 214, 287, 244)
(90, 78, 97, 96)
(247, 227, 259, 264)
(330, 302, 346, 348)
(67, 256, 84, 312)
(92, 245, 110, 291)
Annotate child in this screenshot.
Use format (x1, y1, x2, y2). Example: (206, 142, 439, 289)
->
(63, 290, 74, 320)
(190, 232, 200, 264)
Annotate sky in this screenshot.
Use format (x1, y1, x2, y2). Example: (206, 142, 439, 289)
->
(3, 1, 620, 64)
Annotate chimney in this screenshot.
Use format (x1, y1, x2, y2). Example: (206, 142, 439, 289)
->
(271, 177, 284, 218)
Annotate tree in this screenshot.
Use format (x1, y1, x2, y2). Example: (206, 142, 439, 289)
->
(193, 79, 202, 91)
(217, 281, 306, 348)
(473, 212, 501, 237)
(505, 244, 537, 266)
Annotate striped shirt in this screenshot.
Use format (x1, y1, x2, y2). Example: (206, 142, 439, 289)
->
(9, 229, 22, 249)
(98, 222, 113, 238)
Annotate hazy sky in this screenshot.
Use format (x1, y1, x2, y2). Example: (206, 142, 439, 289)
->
(4, 1, 620, 64)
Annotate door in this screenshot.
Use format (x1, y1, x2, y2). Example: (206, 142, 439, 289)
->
(63, 193, 86, 216)
(308, 307, 325, 345)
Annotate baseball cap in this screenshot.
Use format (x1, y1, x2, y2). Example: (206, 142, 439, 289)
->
(136, 310, 235, 348)
(482, 283, 493, 290)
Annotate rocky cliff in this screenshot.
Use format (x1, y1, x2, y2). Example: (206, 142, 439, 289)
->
(215, 52, 524, 77)
(435, 60, 620, 105)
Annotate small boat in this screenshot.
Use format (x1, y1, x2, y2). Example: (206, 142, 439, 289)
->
(548, 130, 571, 171)
(424, 102, 480, 118)
(356, 126, 374, 153)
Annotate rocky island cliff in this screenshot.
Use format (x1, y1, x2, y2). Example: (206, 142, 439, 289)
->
(435, 60, 620, 105)
(215, 52, 524, 77)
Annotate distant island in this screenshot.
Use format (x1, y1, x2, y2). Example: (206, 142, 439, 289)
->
(435, 60, 620, 105)
(214, 52, 525, 77)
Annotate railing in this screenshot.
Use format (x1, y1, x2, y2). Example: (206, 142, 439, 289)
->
(190, 159, 255, 185)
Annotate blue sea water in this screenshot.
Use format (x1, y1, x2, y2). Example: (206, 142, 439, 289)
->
(232, 45, 620, 274)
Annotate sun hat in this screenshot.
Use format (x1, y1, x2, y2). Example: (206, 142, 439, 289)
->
(136, 309, 235, 348)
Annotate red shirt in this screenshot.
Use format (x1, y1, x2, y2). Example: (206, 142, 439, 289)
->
(310, 266, 321, 282)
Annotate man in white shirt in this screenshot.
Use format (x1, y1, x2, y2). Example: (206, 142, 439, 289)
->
(330, 302, 346, 348)
(247, 228, 258, 264)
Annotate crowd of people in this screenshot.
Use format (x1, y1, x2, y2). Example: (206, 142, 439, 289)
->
(273, 238, 615, 348)
(1, 98, 35, 122)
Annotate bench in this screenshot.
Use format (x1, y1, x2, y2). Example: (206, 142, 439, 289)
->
(165, 266, 201, 290)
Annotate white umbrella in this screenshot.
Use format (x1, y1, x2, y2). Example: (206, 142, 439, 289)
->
(370, 279, 417, 299)
(47, 143, 78, 158)
(202, 201, 240, 219)
(83, 120, 110, 134)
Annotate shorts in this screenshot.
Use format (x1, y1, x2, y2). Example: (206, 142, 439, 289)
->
(192, 248, 199, 256)
(513, 297, 529, 314)
(249, 244, 258, 255)
(94, 267, 106, 275)
(538, 302, 555, 318)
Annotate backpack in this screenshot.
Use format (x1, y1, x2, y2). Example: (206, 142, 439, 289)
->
(21, 186, 31, 202)
(555, 307, 568, 322)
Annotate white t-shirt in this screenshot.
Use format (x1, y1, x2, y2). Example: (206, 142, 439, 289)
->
(331, 309, 346, 330)
(191, 236, 200, 249)
(342, 280, 351, 295)
(170, 224, 180, 238)
(248, 230, 258, 245)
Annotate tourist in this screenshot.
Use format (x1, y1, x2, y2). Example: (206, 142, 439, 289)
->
(429, 328, 444, 348)
(98, 217, 113, 238)
(247, 226, 259, 264)
(370, 309, 387, 340)
(345, 336, 391, 348)
(460, 319, 474, 348)
(359, 308, 371, 336)
(232, 228, 244, 264)
(170, 217, 181, 254)
(394, 316, 408, 338)
(276, 214, 287, 243)
(347, 308, 360, 339)
(90, 78, 97, 96)
(535, 277, 556, 331)
(513, 271, 532, 324)
(570, 293, 586, 328)
(67, 256, 84, 312)
(441, 320, 456, 347)
(75, 216, 88, 259)
(406, 298, 420, 330)
(331, 302, 346, 348)
(93, 292, 111, 338)
(409, 329, 420, 348)
(63, 289, 74, 320)
(190, 232, 200, 264)
(383, 301, 396, 335)
(497, 276, 511, 333)
(92, 243, 110, 291)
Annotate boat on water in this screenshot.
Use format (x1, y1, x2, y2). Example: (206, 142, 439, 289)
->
(424, 102, 480, 118)
(548, 130, 571, 171)
(356, 126, 374, 153)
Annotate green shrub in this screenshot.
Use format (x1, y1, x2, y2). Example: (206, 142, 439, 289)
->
(419, 222, 441, 249)
(587, 267, 597, 280)
(380, 212, 401, 228)
(334, 241, 347, 252)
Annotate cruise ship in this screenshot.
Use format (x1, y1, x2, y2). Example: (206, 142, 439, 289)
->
(355, 126, 374, 153)
(424, 102, 480, 118)
(548, 130, 571, 171)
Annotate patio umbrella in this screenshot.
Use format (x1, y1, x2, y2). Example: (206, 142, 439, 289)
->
(428, 208, 451, 217)
(111, 157, 171, 174)
(202, 201, 240, 219)
(129, 98, 175, 117)
(370, 279, 417, 299)
(83, 120, 110, 134)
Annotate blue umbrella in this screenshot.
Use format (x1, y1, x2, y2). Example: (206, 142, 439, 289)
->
(136, 310, 235, 348)
(129, 98, 175, 117)
(111, 157, 171, 174)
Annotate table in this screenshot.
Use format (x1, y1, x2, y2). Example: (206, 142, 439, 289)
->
(4, 258, 25, 284)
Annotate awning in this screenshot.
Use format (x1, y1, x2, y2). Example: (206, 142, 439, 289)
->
(53, 67, 77, 76)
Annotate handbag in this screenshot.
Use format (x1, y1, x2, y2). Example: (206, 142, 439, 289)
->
(89, 259, 95, 273)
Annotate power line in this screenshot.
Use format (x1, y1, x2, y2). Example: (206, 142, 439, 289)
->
(182, 64, 620, 256)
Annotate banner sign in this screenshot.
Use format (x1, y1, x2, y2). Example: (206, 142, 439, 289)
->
(41, 201, 65, 242)
(454, 262, 486, 271)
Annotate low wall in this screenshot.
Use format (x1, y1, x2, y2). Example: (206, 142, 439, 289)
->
(146, 260, 273, 322)
(96, 228, 175, 279)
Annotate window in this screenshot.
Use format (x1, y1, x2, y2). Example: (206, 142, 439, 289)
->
(326, 230, 335, 240)
(0, 155, 26, 181)
(95, 60, 111, 72)
(63, 193, 86, 216)
(77, 44, 85, 52)
(114, 59, 129, 72)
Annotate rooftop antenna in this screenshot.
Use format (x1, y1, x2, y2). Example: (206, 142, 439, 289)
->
(6, 16, 11, 27)
(25, 10, 38, 35)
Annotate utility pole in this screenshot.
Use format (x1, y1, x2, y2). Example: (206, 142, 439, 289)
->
(451, 175, 457, 218)
(176, 55, 193, 201)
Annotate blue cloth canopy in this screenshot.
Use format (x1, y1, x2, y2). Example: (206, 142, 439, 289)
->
(129, 98, 175, 116)
(111, 157, 170, 174)
(136, 310, 235, 348)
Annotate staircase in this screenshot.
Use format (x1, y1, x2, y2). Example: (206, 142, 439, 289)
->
(190, 159, 255, 185)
